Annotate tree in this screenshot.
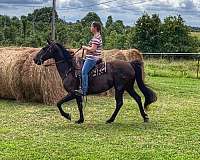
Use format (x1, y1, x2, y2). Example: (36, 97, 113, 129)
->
(0, 8, 199, 52)
(21, 16, 27, 41)
(160, 15, 198, 52)
(81, 12, 102, 27)
(105, 30, 117, 49)
(105, 16, 113, 28)
(105, 30, 125, 49)
(27, 7, 58, 23)
(133, 13, 161, 52)
(112, 20, 125, 34)
(124, 26, 136, 49)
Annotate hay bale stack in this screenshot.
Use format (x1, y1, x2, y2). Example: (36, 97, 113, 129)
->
(122, 49, 144, 61)
(121, 49, 145, 80)
(102, 49, 143, 62)
(0, 48, 30, 99)
(21, 50, 66, 104)
(0, 47, 66, 105)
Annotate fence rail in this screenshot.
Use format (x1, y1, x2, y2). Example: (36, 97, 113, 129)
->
(143, 53, 200, 59)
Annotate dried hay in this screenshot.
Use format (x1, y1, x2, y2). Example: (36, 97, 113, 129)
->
(0, 47, 66, 105)
(0, 48, 30, 99)
(21, 50, 66, 104)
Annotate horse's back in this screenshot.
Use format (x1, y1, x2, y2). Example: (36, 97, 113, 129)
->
(88, 60, 135, 94)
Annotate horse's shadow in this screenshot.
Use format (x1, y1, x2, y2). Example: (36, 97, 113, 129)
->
(51, 120, 161, 134)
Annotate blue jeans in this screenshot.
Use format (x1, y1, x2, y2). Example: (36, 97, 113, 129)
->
(82, 58, 97, 95)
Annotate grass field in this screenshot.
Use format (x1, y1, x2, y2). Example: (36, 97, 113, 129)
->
(145, 59, 199, 78)
(0, 75, 200, 160)
(191, 32, 200, 40)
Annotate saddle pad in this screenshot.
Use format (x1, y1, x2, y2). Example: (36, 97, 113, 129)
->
(90, 62, 106, 77)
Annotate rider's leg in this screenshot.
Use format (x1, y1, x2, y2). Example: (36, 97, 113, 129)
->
(82, 58, 97, 95)
(75, 58, 96, 96)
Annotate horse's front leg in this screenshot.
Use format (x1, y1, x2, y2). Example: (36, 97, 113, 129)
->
(57, 93, 76, 121)
(75, 96, 84, 124)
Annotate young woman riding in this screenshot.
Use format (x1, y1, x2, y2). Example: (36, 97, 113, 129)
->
(75, 21, 103, 96)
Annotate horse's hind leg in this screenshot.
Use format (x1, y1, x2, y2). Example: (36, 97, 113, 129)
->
(57, 94, 76, 121)
(106, 89, 124, 123)
(75, 96, 84, 124)
(127, 88, 149, 122)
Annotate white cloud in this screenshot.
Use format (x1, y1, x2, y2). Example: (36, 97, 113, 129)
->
(0, 0, 199, 26)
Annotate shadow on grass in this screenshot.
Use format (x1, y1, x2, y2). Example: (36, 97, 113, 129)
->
(50, 120, 162, 134)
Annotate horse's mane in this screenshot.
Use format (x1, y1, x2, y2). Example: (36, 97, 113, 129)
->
(55, 43, 74, 67)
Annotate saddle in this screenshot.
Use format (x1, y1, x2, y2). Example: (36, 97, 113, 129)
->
(75, 58, 107, 78)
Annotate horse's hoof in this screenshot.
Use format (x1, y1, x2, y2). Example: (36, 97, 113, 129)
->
(106, 119, 114, 124)
(75, 119, 84, 124)
(144, 118, 149, 123)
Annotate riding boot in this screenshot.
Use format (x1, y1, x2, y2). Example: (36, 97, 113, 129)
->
(75, 74, 85, 96)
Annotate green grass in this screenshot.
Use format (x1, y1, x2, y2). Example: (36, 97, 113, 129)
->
(191, 32, 200, 40)
(145, 58, 199, 79)
(0, 76, 200, 160)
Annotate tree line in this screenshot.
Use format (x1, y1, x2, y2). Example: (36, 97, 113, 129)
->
(0, 7, 199, 52)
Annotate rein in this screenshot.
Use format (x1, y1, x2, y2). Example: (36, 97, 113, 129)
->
(44, 60, 66, 67)
(43, 45, 84, 67)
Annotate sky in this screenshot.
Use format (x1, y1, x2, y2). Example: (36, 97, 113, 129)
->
(0, 0, 200, 27)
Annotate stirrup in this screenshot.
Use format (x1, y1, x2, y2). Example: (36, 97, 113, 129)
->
(74, 89, 84, 96)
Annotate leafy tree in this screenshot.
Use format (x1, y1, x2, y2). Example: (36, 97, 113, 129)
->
(105, 30, 125, 49)
(160, 15, 198, 52)
(133, 13, 161, 52)
(105, 16, 113, 28)
(81, 12, 102, 27)
(112, 20, 125, 34)
(0, 8, 199, 52)
(27, 7, 58, 23)
(21, 16, 27, 41)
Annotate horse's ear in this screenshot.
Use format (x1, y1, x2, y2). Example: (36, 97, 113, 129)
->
(47, 39, 51, 45)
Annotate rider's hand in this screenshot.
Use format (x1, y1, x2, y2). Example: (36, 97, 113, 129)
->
(82, 45, 88, 50)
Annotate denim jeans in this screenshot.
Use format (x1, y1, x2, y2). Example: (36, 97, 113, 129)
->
(81, 58, 97, 95)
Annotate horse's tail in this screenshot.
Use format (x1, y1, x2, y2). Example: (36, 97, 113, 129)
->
(130, 60, 157, 109)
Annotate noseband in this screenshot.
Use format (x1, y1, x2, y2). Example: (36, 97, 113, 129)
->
(40, 43, 66, 67)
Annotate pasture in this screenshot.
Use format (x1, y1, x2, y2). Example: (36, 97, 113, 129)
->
(191, 32, 200, 40)
(1, 75, 200, 159)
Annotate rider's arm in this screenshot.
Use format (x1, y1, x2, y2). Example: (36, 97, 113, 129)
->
(82, 44, 97, 53)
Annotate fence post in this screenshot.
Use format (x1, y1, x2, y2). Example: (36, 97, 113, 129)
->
(197, 57, 200, 79)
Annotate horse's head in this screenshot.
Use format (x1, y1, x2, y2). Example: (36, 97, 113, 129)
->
(34, 40, 73, 65)
(33, 40, 55, 65)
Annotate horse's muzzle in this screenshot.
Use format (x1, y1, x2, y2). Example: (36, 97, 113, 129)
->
(33, 58, 43, 65)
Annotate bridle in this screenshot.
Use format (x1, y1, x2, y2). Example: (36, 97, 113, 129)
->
(38, 43, 86, 78)
(41, 43, 84, 67)
(39, 42, 67, 67)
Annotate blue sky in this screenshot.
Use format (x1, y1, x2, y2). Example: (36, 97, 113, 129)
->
(0, 0, 200, 27)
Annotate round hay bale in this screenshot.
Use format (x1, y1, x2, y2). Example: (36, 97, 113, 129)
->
(0, 47, 66, 105)
(122, 49, 144, 61)
(21, 50, 67, 104)
(0, 47, 31, 100)
(122, 49, 144, 80)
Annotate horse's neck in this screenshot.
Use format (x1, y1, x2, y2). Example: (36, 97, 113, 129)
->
(53, 53, 71, 81)
(54, 47, 75, 81)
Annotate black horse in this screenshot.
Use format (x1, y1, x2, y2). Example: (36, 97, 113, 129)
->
(33, 41, 157, 124)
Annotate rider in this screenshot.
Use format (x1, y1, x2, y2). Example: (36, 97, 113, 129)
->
(75, 21, 102, 96)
